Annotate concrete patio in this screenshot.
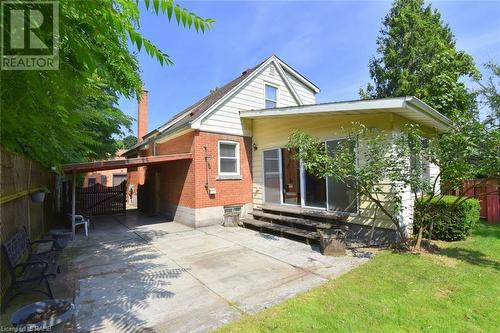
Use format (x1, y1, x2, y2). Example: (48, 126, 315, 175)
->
(3, 210, 374, 332)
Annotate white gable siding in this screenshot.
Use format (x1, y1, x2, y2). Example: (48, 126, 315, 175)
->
(198, 63, 307, 136)
(285, 71, 316, 105)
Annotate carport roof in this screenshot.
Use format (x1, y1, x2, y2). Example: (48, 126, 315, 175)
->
(62, 153, 192, 174)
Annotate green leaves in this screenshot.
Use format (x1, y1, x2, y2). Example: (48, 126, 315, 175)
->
(476, 62, 500, 127)
(361, 0, 479, 119)
(1, 0, 214, 167)
(143, 0, 215, 32)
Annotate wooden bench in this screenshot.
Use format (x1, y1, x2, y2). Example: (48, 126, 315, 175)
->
(2, 227, 60, 307)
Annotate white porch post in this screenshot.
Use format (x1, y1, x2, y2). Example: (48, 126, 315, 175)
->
(72, 171, 76, 240)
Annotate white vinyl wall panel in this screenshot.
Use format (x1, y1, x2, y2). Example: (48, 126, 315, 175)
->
(199, 63, 309, 136)
(285, 72, 316, 105)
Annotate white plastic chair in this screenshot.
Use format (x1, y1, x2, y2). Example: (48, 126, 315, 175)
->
(67, 214, 89, 237)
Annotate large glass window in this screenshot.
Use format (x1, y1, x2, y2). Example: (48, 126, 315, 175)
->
(265, 85, 277, 108)
(326, 139, 358, 213)
(263, 149, 281, 203)
(219, 141, 240, 175)
(304, 169, 327, 208)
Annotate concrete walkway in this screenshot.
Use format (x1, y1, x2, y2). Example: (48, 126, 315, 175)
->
(67, 211, 374, 332)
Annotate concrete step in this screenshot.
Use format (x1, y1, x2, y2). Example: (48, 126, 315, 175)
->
(240, 218, 318, 244)
(250, 210, 332, 231)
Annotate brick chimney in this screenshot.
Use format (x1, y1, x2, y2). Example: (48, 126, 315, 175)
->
(137, 88, 148, 142)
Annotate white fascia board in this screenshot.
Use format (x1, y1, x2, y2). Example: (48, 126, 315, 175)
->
(274, 56, 320, 93)
(191, 56, 276, 129)
(240, 97, 407, 118)
(273, 59, 303, 105)
(404, 96, 452, 128)
(240, 96, 452, 132)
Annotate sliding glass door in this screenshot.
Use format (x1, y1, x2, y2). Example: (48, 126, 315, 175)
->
(303, 168, 326, 208)
(263, 141, 358, 214)
(326, 139, 358, 213)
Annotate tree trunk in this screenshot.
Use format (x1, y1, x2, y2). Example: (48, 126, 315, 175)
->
(428, 220, 434, 241)
(415, 225, 424, 249)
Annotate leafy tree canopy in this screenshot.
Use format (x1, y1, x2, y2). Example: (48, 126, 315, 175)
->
(120, 135, 138, 149)
(476, 62, 500, 127)
(0, 0, 214, 167)
(360, 0, 480, 119)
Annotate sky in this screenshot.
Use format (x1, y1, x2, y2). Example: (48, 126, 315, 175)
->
(118, 0, 500, 136)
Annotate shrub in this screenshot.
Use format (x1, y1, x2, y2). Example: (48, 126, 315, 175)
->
(414, 195, 480, 241)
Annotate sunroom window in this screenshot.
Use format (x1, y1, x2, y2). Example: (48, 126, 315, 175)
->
(265, 85, 277, 108)
(218, 141, 240, 176)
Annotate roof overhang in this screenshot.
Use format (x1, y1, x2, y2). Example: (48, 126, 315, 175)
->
(239, 97, 452, 132)
(62, 153, 192, 174)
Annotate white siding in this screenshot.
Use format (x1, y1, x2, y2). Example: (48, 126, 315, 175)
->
(251, 114, 404, 230)
(428, 162, 441, 194)
(198, 62, 314, 136)
(285, 71, 316, 105)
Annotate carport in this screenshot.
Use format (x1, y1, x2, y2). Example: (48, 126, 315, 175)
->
(61, 153, 192, 238)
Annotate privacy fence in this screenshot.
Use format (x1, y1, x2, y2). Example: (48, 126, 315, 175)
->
(0, 147, 56, 298)
(461, 178, 500, 223)
(61, 181, 127, 216)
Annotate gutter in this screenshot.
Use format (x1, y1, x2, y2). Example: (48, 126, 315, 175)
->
(154, 123, 192, 144)
(404, 96, 452, 129)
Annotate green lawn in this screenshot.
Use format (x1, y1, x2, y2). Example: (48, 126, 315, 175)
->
(217, 222, 500, 333)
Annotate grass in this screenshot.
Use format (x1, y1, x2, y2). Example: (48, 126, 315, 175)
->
(217, 222, 500, 333)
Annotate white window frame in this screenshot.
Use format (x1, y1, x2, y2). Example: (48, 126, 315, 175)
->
(264, 83, 279, 108)
(218, 141, 240, 176)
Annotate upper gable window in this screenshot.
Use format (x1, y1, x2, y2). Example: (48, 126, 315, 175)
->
(265, 85, 278, 108)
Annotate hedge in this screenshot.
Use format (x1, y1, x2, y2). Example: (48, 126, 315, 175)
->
(414, 195, 481, 241)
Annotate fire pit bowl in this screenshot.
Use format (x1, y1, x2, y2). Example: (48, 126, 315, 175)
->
(11, 299, 74, 333)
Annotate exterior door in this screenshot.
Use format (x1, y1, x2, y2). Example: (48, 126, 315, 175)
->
(263, 149, 281, 203)
(281, 148, 301, 205)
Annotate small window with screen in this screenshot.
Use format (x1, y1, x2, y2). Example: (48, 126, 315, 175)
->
(218, 141, 240, 176)
(265, 84, 277, 108)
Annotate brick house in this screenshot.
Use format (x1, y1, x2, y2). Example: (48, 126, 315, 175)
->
(123, 55, 450, 241)
(83, 150, 128, 188)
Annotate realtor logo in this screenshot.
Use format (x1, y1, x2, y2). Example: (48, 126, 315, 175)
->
(1, 1, 59, 70)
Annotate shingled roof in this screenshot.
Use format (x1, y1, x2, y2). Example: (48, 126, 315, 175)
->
(123, 55, 319, 157)
(148, 60, 264, 137)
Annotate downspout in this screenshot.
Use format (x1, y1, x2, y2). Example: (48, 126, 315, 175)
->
(71, 171, 76, 240)
(203, 145, 212, 192)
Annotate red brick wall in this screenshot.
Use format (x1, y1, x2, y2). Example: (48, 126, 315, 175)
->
(138, 130, 253, 214)
(140, 131, 196, 213)
(193, 131, 253, 209)
(137, 89, 148, 142)
(83, 150, 127, 187)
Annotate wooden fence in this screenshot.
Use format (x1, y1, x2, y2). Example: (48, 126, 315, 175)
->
(0, 147, 56, 297)
(62, 181, 126, 216)
(461, 178, 499, 223)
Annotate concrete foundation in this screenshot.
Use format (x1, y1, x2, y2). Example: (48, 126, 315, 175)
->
(162, 203, 253, 228)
